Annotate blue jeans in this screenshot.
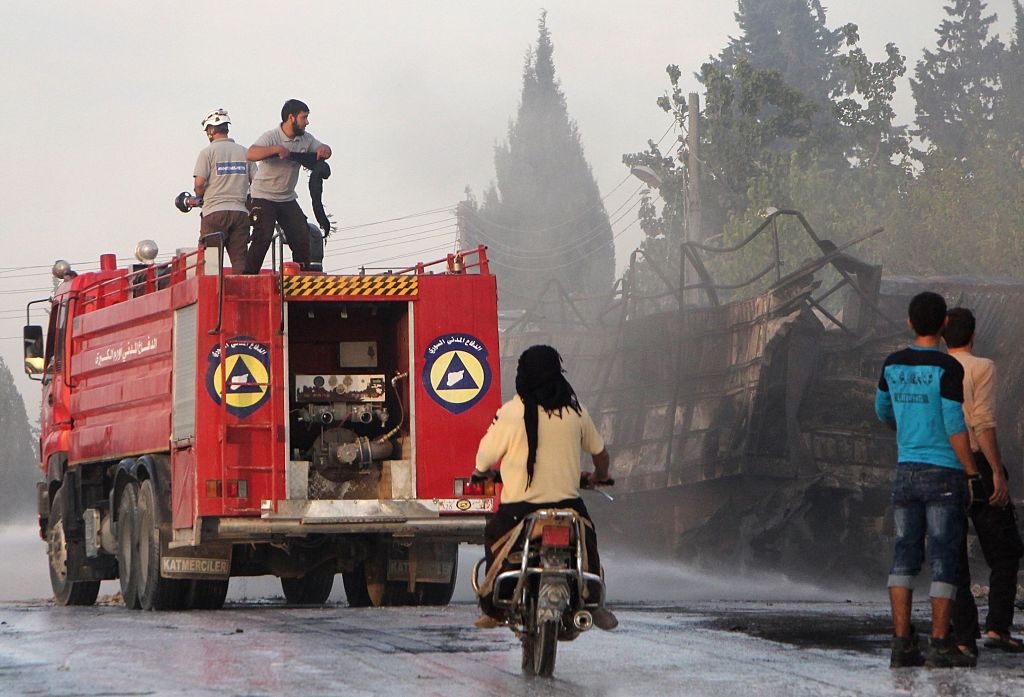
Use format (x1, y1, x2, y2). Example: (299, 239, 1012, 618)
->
(888, 462, 967, 599)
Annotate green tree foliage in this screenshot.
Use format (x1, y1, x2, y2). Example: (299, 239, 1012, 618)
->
(624, 3, 908, 302)
(998, 0, 1024, 160)
(910, 0, 1003, 156)
(887, 143, 1024, 276)
(0, 357, 39, 523)
(626, 0, 1024, 296)
(712, 0, 849, 156)
(892, 0, 1024, 277)
(464, 13, 614, 310)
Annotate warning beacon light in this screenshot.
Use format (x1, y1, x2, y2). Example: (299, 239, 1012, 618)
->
(52, 260, 74, 280)
(135, 240, 159, 264)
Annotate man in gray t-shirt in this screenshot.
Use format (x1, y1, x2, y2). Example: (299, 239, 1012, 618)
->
(244, 99, 332, 274)
(193, 108, 254, 274)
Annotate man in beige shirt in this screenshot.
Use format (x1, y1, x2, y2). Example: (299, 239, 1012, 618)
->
(945, 308, 1023, 655)
(473, 345, 615, 629)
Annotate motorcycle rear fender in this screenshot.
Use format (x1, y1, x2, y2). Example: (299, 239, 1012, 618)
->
(537, 575, 570, 623)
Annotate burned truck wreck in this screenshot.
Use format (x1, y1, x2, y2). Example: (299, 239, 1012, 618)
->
(499, 210, 1024, 587)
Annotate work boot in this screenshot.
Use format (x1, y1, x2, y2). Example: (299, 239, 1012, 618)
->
(592, 607, 618, 631)
(890, 630, 925, 668)
(925, 635, 977, 668)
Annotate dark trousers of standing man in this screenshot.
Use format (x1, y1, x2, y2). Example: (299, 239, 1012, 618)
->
(244, 198, 311, 274)
(951, 452, 1024, 645)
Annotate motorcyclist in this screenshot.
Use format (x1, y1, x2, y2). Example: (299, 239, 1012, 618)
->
(472, 344, 617, 630)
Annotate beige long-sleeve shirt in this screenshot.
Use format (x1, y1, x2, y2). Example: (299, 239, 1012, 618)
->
(950, 350, 997, 453)
(475, 396, 605, 504)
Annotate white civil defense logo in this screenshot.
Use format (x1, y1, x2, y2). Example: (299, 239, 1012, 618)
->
(205, 337, 271, 418)
(422, 334, 491, 415)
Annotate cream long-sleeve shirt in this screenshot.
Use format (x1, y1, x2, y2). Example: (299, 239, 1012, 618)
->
(475, 396, 605, 504)
(950, 350, 997, 453)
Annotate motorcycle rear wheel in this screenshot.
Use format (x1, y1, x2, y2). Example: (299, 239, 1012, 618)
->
(520, 595, 559, 677)
(533, 619, 559, 677)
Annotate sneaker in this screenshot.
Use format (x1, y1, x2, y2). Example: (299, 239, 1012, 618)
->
(473, 614, 501, 629)
(925, 635, 977, 668)
(890, 632, 925, 668)
(591, 607, 618, 631)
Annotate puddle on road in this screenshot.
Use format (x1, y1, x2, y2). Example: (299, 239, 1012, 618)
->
(700, 609, 890, 653)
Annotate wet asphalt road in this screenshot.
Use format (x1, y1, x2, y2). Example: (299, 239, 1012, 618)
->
(2, 600, 1024, 696)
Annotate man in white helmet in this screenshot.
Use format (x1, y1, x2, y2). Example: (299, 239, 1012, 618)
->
(193, 108, 254, 274)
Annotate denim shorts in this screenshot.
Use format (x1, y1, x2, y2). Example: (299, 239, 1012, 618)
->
(888, 462, 967, 599)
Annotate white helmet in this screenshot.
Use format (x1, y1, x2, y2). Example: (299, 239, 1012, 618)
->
(201, 108, 231, 129)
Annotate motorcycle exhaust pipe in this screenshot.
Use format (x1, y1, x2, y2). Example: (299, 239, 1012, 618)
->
(573, 610, 594, 631)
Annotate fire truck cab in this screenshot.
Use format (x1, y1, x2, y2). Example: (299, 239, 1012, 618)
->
(24, 242, 499, 609)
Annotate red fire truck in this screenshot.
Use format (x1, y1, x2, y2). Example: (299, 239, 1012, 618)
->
(23, 242, 500, 610)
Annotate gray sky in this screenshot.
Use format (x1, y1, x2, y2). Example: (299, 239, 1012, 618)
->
(0, 0, 1016, 415)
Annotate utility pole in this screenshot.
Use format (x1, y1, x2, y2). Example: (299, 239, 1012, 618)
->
(683, 92, 702, 306)
(686, 92, 702, 245)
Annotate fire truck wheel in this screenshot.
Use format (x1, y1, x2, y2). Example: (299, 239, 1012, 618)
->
(47, 483, 100, 607)
(116, 482, 142, 609)
(341, 563, 373, 608)
(136, 479, 188, 611)
(185, 580, 229, 610)
(281, 568, 335, 605)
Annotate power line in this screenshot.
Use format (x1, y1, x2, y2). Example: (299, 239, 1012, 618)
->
(327, 216, 456, 244)
(332, 206, 454, 232)
(322, 223, 458, 259)
(324, 241, 457, 274)
(490, 217, 642, 273)
(463, 191, 643, 260)
(464, 121, 675, 236)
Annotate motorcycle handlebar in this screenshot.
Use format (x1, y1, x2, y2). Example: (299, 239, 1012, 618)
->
(580, 474, 615, 489)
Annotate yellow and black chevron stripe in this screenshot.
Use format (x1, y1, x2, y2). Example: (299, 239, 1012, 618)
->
(283, 275, 418, 297)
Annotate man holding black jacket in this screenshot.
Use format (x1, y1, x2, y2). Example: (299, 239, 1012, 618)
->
(244, 99, 332, 273)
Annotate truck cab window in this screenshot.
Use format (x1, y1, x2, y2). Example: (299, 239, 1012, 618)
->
(49, 300, 68, 375)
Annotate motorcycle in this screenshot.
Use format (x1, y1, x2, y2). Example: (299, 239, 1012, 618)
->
(471, 474, 613, 677)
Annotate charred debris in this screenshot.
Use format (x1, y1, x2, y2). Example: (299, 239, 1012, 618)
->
(498, 210, 1024, 586)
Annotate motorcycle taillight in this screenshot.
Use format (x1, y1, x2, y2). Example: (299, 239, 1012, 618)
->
(541, 525, 572, 548)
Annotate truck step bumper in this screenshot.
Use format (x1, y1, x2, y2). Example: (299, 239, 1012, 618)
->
(205, 499, 487, 542)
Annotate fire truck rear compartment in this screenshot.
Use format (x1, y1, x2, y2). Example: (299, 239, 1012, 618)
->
(285, 300, 411, 503)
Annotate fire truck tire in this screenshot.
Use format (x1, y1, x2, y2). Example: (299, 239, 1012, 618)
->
(185, 580, 229, 610)
(341, 563, 374, 608)
(281, 569, 335, 605)
(47, 483, 100, 607)
(136, 479, 188, 611)
(116, 482, 142, 609)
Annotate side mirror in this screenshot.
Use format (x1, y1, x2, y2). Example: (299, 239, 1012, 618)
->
(23, 325, 44, 375)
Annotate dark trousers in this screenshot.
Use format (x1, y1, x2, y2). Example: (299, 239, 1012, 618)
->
(952, 453, 1024, 642)
(244, 198, 311, 274)
(200, 210, 250, 274)
(480, 497, 600, 616)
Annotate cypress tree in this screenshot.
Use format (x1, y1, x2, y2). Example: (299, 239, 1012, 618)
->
(910, 0, 1004, 156)
(465, 13, 614, 310)
(0, 357, 39, 523)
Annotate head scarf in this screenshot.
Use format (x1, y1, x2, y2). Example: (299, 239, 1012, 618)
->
(515, 345, 581, 488)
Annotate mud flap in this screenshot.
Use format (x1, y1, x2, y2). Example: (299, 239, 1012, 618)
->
(159, 541, 232, 580)
(386, 540, 456, 585)
(536, 576, 569, 624)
